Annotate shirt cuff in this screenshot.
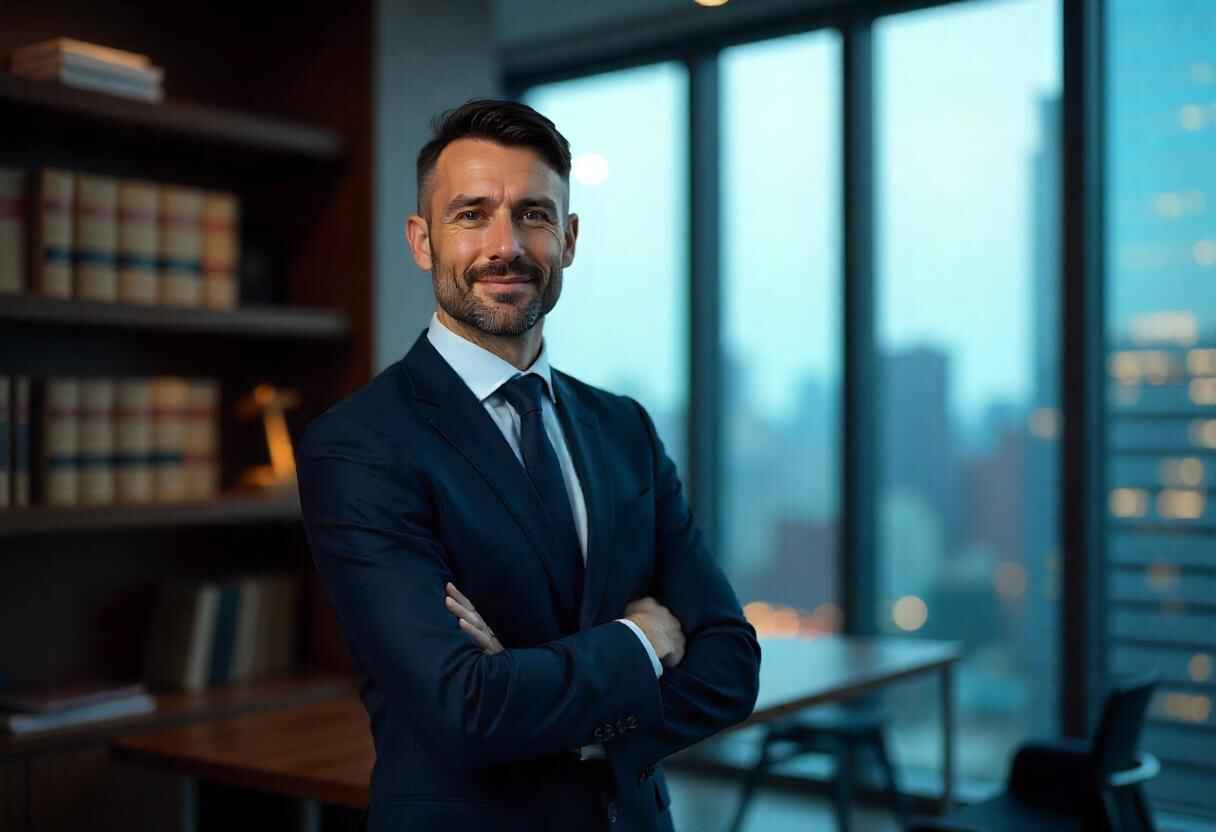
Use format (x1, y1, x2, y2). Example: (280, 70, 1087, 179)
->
(616, 618, 664, 678)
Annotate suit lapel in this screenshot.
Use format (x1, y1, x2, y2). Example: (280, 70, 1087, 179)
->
(552, 372, 616, 630)
(399, 334, 572, 614)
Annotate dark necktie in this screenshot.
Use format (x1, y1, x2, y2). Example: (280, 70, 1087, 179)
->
(496, 374, 584, 622)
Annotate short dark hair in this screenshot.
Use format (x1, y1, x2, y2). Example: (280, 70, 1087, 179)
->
(416, 99, 572, 215)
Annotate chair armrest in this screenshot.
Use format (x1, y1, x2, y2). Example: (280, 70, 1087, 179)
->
(1009, 739, 1094, 808)
(1108, 752, 1160, 788)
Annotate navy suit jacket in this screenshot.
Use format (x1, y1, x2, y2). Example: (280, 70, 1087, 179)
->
(296, 330, 762, 831)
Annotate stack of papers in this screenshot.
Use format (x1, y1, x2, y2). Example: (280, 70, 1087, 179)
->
(9, 38, 164, 102)
(0, 679, 156, 735)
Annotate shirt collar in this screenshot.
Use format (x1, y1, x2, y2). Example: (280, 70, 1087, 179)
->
(426, 311, 556, 404)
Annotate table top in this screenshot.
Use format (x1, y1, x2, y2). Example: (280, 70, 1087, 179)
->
(112, 635, 961, 808)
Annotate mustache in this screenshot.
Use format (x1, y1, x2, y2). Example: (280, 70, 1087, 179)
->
(467, 259, 544, 283)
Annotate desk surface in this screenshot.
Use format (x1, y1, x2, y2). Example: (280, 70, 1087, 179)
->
(112, 635, 961, 809)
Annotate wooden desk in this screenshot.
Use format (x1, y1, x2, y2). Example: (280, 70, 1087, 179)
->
(113, 635, 962, 826)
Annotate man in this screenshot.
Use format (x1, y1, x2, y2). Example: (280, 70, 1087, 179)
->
(296, 99, 761, 832)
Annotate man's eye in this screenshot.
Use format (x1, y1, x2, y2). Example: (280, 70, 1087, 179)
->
(523, 209, 550, 222)
(458, 209, 482, 221)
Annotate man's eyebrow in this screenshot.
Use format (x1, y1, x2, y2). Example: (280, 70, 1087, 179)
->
(517, 196, 559, 214)
(442, 194, 491, 216)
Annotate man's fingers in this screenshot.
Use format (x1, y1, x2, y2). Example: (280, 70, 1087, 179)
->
(445, 595, 489, 630)
(446, 582, 475, 610)
(460, 618, 494, 649)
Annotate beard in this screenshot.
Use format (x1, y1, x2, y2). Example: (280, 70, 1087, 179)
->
(432, 253, 561, 337)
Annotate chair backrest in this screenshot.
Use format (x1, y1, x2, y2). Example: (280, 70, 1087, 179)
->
(1090, 673, 1158, 777)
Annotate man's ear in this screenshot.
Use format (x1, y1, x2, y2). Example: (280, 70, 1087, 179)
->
(562, 212, 579, 268)
(406, 213, 433, 271)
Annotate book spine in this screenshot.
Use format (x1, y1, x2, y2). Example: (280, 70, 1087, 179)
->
(185, 582, 221, 691)
(208, 581, 240, 686)
(201, 192, 239, 310)
(115, 379, 154, 504)
(159, 187, 203, 307)
(118, 180, 159, 305)
(13, 377, 31, 507)
(232, 576, 262, 681)
(43, 378, 80, 506)
(151, 377, 188, 502)
(0, 377, 9, 509)
(78, 379, 115, 505)
(35, 168, 73, 298)
(0, 167, 26, 294)
(183, 379, 220, 500)
(74, 175, 119, 302)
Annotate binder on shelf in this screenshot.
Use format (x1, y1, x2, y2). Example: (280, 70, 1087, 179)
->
(0, 168, 25, 294)
(201, 191, 239, 310)
(0, 377, 9, 509)
(78, 379, 115, 506)
(34, 168, 74, 299)
(13, 377, 30, 508)
(145, 578, 221, 692)
(117, 180, 159, 305)
(115, 378, 154, 504)
(42, 378, 80, 507)
(159, 186, 203, 307)
(74, 175, 119, 302)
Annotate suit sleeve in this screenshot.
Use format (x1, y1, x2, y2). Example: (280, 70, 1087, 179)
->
(296, 412, 664, 770)
(608, 400, 762, 774)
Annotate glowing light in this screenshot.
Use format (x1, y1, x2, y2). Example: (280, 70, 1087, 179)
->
(1196, 240, 1216, 267)
(1158, 489, 1205, 520)
(1188, 349, 1216, 376)
(813, 602, 841, 632)
(892, 596, 928, 632)
(1029, 408, 1060, 439)
(571, 153, 610, 186)
(1194, 63, 1216, 84)
(1109, 488, 1149, 518)
(1180, 104, 1206, 131)
(1156, 192, 1184, 218)
(1190, 653, 1213, 683)
(1162, 457, 1206, 487)
(1163, 692, 1212, 723)
(1131, 312, 1197, 346)
(1109, 351, 1141, 382)
(1192, 378, 1216, 405)
(694, 0, 730, 5)
(995, 562, 1027, 601)
(1147, 562, 1180, 592)
(1191, 419, 1216, 448)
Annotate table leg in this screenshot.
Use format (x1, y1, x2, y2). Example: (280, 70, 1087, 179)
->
(299, 798, 321, 832)
(940, 663, 955, 813)
(180, 776, 198, 832)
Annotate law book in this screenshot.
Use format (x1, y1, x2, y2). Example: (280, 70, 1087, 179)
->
(115, 379, 154, 504)
(144, 579, 221, 692)
(74, 175, 119, 302)
(230, 576, 263, 681)
(0, 167, 26, 294)
(0, 679, 149, 713)
(207, 580, 241, 685)
(151, 377, 188, 502)
(78, 379, 115, 506)
(183, 379, 219, 500)
(10, 38, 152, 71)
(12, 377, 30, 508)
(159, 187, 203, 307)
(43, 378, 80, 506)
(33, 168, 73, 298)
(0, 377, 9, 509)
(201, 192, 239, 310)
(3, 693, 156, 735)
(117, 180, 159, 304)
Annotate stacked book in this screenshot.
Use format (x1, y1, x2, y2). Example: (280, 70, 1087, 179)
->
(0, 375, 220, 509)
(145, 574, 300, 692)
(0, 679, 155, 735)
(9, 38, 164, 102)
(0, 165, 240, 309)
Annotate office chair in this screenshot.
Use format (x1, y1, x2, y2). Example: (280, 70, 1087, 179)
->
(726, 701, 906, 832)
(906, 673, 1160, 832)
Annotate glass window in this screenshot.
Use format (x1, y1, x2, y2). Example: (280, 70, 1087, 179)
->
(1106, 0, 1216, 816)
(524, 65, 690, 469)
(720, 31, 843, 638)
(875, 0, 1061, 793)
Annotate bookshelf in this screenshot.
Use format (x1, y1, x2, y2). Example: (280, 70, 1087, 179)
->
(0, 3, 373, 830)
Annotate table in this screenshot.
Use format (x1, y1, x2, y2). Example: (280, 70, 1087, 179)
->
(113, 635, 962, 827)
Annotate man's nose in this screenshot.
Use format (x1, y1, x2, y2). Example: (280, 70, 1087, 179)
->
(486, 211, 524, 260)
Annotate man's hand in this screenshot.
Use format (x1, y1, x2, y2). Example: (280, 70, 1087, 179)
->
(445, 583, 504, 655)
(625, 596, 685, 668)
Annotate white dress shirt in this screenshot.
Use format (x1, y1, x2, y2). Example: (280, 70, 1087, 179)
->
(426, 313, 662, 758)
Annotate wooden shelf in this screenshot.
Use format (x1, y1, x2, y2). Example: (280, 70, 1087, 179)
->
(0, 491, 301, 538)
(0, 673, 359, 757)
(0, 72, 344, 161)
(0, 295, 350, 341)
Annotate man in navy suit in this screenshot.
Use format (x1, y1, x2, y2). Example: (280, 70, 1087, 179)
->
(296, 99, 761, 831)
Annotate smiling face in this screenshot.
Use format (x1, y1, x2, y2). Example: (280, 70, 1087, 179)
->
(406, 138, 579, 339)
